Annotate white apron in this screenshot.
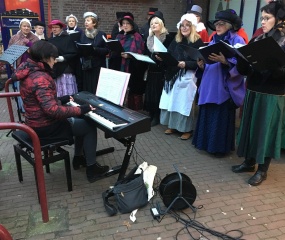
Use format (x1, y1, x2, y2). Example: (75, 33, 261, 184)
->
(159, 70, 197, 116)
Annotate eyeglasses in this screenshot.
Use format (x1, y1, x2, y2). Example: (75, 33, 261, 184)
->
(180, 24, 191, 29)
(260, 16, 273, 22)
(214, 22, 226, 27)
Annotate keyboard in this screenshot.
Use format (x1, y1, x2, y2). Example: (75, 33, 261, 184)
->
(71, 91, 151, 139)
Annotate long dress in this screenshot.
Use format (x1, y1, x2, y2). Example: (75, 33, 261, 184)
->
(109, 29, 147, 110)
(143, 34, 173, 118)
(236, 29, 285, 163)
(192, 30, 246, 154)
(48, 31, 78, 97)
(159, 37, 204, 133)
(79, 30, 109, 94)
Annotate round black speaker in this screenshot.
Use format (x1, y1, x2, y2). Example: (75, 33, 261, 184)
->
(159, 172, 191, 196)
(159, 173, 197, 210)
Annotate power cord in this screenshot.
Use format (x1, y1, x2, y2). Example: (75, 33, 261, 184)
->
(155, 208, 244, 240)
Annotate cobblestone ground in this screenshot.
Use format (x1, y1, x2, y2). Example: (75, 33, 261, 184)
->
(1, 88, 285, 240)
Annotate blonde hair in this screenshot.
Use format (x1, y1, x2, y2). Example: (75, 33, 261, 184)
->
(175, 21, 200, 43)
(149, 17, 168, 36)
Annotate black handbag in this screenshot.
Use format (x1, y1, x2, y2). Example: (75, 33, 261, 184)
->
(102, 166, 148, 215)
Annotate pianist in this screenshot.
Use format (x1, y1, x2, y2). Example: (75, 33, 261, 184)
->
(11, 40, 109, 183)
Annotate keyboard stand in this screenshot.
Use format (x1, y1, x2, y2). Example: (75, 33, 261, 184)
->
(93, 135, 136, 181)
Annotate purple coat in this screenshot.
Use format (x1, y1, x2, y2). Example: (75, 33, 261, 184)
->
(198, 31, 246, 107)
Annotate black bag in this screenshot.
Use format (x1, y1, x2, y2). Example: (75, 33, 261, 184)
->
(102, 167, 148, 215)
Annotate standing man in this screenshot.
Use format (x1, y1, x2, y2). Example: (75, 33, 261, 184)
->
(140, 7, 158, 41)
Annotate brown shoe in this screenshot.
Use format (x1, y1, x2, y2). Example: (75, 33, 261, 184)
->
(180, 132, 192, 140)
(165, 129, 175, 135)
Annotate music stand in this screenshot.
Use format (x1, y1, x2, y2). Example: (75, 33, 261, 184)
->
(0, 45, 29, 65)
(0, 45, 29, 134)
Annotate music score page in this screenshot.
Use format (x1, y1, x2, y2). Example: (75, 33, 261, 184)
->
(96, 67, 130, 106)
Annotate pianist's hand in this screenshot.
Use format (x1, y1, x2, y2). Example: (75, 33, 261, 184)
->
(80, 104, 93, 115)
(58, 95, 71, 105)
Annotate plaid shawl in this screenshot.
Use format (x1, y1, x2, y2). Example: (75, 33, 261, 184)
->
(116, 30, 144, 72)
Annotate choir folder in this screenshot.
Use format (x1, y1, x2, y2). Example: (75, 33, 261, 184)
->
(153, 36, 178, 66)
(102, 36, 155, 64)
(236, 37, 285, 71)
(76, 42, 96, 57)
(181, 37, 285, 70)
(102, 35, 125, 53)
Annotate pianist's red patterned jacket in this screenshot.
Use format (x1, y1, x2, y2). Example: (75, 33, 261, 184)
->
(11, 58, 85, 128)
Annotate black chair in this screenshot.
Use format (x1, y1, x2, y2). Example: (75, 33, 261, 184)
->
(12, 130, 73, 198)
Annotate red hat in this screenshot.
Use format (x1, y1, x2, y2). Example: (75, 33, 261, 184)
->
(48, 19, 66, 29)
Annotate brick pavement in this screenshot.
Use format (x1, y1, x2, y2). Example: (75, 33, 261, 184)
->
(1, 91, 285, 240)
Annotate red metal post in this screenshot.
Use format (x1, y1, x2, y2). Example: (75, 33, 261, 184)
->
(0, 87, 49, 222)
(47, 0, 51, 37)
(0, 224, 13, 240)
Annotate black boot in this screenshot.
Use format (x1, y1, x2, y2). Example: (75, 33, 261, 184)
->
(86, 163, 110, 183)
(72, 155, 87, 170)
(232, 158, 256, 173)
(248, 157, 271, 186)
(248, 170, 267, 186)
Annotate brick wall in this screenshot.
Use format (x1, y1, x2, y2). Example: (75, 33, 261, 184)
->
(44, 0, 207, 34)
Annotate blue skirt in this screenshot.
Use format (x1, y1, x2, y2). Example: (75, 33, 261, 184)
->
(192, 100, 236, 154)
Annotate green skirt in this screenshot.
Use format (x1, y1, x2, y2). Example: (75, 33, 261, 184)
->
(237, 90, 285, 163)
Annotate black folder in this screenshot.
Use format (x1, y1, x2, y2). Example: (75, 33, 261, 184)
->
(76, 43, 96, 57)
(236, 37, 285, 71)
(197, 41, 237, 64)
(69, 31, 81, 42)
(103, 36, 125, 53)
(155, 52, 178, 67)
(180, 45, 206, 62)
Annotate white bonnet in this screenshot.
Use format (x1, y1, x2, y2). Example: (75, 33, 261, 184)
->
(19, 18, 31, 28)
(66, 14, 78, 23)
(83, 12, 98, 19)
(176, 13, 197, 29)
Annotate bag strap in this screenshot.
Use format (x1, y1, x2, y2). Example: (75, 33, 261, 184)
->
(102, 189, 117, 216)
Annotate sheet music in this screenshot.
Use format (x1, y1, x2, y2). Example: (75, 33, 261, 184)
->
(96, 68, 130, 106)
(153, 36, 168, 52)
(125, 52, 156, 64)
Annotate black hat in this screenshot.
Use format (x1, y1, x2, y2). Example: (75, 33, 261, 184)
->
(207, 9, 242, 31)
(148, 10, 165, 25)
(116, 12, 126, 20)
(33, 20, 45, 27)
(148, 8, 158, 15)
(225, 9, 243, 31)
(119, 12, 135, 27)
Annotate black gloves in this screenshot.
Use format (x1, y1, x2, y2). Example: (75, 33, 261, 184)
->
(58, 95, 70, 105)
(80, 104, 92, 115)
